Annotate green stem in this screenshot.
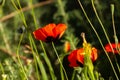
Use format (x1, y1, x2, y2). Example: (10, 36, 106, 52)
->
(60, 64, 64, 80)
(84, 52, 95, 80)
(91, 0, 115, 53)
(77, 0, 118, 79)
(29, 0, 38, 29)
(52, 42, 68, 80)
(111, 4, 120, 74)
(91, 0, 119, 79)
(29, 34, 41, 80)
(16, 34, 28, 80)
(81, 33, 95, 80)
(71, 69, 76, 80)
(83, 66, 89, 80)
(29, 34, 48, 80)
(40, 41, 56, 80)
(11, 0, 28, 28)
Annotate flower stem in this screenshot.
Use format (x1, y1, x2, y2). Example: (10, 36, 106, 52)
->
(81, 33, 95, 80)
(52, 42, 68, 80)
(40, 41, 56, 80)
(77, 0, 118, 79)
(91, 0, 119, 79)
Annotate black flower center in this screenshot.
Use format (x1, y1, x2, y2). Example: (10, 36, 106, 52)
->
(45, 35, 59, 42)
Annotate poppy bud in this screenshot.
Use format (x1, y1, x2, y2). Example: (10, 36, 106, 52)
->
(64, 41, 70, 52)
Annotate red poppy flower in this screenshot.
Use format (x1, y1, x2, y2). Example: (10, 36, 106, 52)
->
(68, 47, 98, 67)
(33, 23, 67, 42)
(105, 43, 120, 54)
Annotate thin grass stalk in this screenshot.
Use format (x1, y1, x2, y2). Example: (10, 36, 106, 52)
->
(111, 4, 117, 42)
(11, 0, 55, 79)
(40, 41, 56, 80)
(29, 36, 40, 80)
(28, 0, 41, 80)
(91, 0, 115, 54)
(29, 0, 56, 78)
(77, 0, 118, 79)
(11, 0, 28, 28)
(29, 0, 38, 29)
(91, 0, 119, 79)
(10, 0, 34, 79)
(0, 2, 26, 79)
(11, 0, 40, 79)
(52, 42, 68, 80)
(111, 4, 120, 54)
(30, 2, 56, 79)
(10, 3, 29, 76)
(11, 1, 30, 79)
(16, 34, 28, 80)
(29, 34, 48, 80)
(111, 4, 120, 73)
(60, 64, 64, 80)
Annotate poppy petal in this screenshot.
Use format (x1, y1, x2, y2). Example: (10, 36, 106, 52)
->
(105, 44, 112, 52)
(68, 50, 79, 67)
(77, 48, 84, 64)
(105, 43, 120, 54)
(53, 24, 67, 38)
(42, 23, 56, 37)
(91, 47, 98, 62)
(33, 23, 67, 42)
(33, 29, 47, 41)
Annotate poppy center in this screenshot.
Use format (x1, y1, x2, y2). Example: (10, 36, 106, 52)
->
(46, 36, 56, 42)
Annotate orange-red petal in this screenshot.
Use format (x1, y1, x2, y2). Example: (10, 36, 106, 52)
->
(68, 47, 98, 67)
(33, 28, 47, 41)
(41, 23, 56, 38)
(91, 47, 98, 62)
(77, 48, 84, 64)
(53, 24, 67, 38)
(68, 50, 79, 67)
(33, 23, 67, 42)
(105, 43, 120, 54)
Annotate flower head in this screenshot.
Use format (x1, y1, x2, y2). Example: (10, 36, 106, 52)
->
(68, 47, 98, 67)
(105, 43, 120, 54)
(33, 23, 67, 42)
